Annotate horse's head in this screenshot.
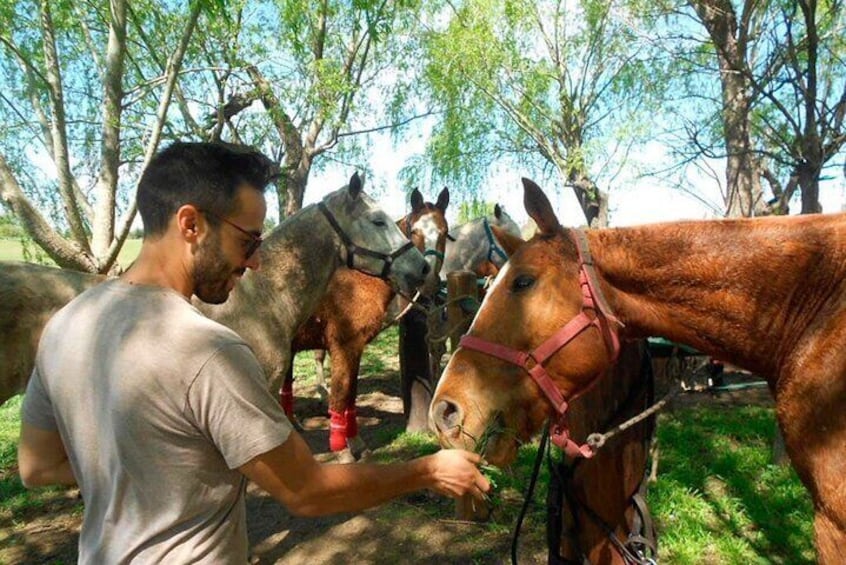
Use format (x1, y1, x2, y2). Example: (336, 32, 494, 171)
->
(401, 187, 450, 296)
(442, 203, 522, 279)
(430, 178, 619, 466)
(320, 172, 429, 295)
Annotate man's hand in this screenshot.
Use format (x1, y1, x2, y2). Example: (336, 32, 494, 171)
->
(424, 449, 491, 501)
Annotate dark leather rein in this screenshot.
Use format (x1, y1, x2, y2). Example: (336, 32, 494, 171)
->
(459, 229, 624, 458)
(318, 201, 416, 279)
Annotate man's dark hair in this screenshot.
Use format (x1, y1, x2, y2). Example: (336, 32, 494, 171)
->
(137, 142, 279, 236)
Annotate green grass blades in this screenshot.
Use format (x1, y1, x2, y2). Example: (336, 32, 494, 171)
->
(648, 405, 815, 564)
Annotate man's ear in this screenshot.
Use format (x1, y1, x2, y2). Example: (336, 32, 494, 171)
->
(175, 205, 202, 242)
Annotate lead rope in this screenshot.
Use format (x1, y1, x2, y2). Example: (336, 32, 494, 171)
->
(511, 424, 551, 565)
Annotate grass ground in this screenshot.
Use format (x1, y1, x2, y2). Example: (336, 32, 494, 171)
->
(0, 238, 142, 269)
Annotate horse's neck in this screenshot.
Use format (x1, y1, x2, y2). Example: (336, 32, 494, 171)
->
(591, 215, 846, 380)
(443, 220, 486, 273)
(203, 205, 341, 338)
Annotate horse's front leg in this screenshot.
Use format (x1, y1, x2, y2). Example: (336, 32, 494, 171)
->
(328, 343, 367, 460)
(775, 361, 846, 564)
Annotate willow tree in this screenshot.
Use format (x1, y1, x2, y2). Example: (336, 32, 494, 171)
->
(189, 0, 425, 220)
(0, 0, 206, 272)
(419, 0, 661, 227)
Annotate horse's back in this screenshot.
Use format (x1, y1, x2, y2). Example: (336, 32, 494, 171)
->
(0, 262, 104, 404)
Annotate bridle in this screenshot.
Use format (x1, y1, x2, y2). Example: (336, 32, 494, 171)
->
(318, 200, 416, 279)
(403, 210, 447, 265)
(483, 216, 509, 264)
(459, 229, 624, 458)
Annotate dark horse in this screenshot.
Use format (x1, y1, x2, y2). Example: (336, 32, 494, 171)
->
(286, 188, 449, 458)
(431, 178, 845, 563)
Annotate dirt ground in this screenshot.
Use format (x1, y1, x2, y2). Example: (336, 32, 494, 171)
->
(1, 355, 773, 564)
(0, 368, 547, 565)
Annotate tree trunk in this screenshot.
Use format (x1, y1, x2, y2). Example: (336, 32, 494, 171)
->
(92, 0, 128, 260)
(691, 0, 766, 218)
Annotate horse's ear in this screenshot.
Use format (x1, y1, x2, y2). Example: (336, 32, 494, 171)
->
(490, 225, 525, 257)
(410, 188, 424, 212)
(436, 187, 450, 212)
(348, 172, 363, 200)
(522, 178, 560, 234)
(494, 203, 503, 219)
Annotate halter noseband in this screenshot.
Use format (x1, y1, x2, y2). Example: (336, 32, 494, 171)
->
(459, 229, 624, 458)
(404, 211, 446, 262)
(318, 201, 416, 279)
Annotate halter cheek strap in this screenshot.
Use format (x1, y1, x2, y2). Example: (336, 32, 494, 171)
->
(458, 229, 623, 458)
(319, 201, 416, 279)
(483, 217, 509, 263)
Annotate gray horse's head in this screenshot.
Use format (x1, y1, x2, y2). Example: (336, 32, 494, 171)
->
(320, 173, 428, 295)
(441, 203, 522, 277)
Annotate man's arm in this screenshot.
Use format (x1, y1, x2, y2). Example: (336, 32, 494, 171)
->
(239, 431, 489, 517)
(18, 423, 77, 488)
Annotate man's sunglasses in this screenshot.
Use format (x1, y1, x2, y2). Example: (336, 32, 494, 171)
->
(201, 210, 263, 259)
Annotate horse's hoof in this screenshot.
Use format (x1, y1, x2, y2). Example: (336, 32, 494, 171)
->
(347, 436, 370, 460)
(288, 415, 304, 432)
(334, 448, 357, 464)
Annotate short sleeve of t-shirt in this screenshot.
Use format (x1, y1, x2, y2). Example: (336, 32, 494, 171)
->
(186, 343, 293, 469)
(21, 366, 58, 431)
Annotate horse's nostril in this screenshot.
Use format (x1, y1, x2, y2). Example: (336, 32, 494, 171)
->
(421, 262, 431, 276)
(432, 399, 463, 435)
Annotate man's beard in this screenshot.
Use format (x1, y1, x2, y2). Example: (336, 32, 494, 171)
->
(192, 232, 242, 304)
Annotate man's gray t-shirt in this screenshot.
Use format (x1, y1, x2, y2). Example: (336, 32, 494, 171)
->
(22, 279, 293, 564)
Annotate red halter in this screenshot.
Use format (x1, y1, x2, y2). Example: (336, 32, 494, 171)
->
(459, 229, 623, 458)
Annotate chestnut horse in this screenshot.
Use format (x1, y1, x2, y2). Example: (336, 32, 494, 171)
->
(431, 178, 845, 563)
(286, 187, 450, 459)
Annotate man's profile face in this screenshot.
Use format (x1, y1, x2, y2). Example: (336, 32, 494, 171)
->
(192, 228, 237, 304)
(191, 185, 266, 304)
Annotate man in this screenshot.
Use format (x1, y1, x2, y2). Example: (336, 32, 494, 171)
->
(17, 142, 489, 564)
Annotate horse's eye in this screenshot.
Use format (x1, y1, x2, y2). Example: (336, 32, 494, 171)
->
(372, 219, 387, 227)
(511, 274, 535, 292)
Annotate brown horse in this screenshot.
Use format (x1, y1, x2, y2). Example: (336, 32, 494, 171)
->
(286, 187, 450, 458)
(430, 178, 846, 563)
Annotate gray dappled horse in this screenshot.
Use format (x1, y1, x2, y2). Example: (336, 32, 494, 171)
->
(0, 174, 427, 409)
(441, 203, 522, 278)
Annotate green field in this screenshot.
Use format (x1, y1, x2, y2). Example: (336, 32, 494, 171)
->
(0, 238, 142, 269)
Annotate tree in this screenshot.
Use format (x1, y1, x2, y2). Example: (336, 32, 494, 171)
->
(659, 0, 846, 216)
(191, 0, 426, 221)
(0, 0, 203, 273)
(418, 0, 662, 227)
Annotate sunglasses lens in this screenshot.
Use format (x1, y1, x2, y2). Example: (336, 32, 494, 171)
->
(246, 239, 262, 259)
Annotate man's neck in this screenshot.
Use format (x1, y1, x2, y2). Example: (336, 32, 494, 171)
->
(121, 236, 194, 299)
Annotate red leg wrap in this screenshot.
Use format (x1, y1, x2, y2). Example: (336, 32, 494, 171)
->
(329, 409, 347, 452)
(345, 407, 358, 438)
(280, 382, 294, 417)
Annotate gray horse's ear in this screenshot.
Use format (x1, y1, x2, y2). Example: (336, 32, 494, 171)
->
(410, 188, 424, 212)
(348, 172, 362, 200)
(436, 187, 450, 212)
(491, 225, 524, 257)
(494, 203, 502, 219)
(522, 178, 561, 235)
